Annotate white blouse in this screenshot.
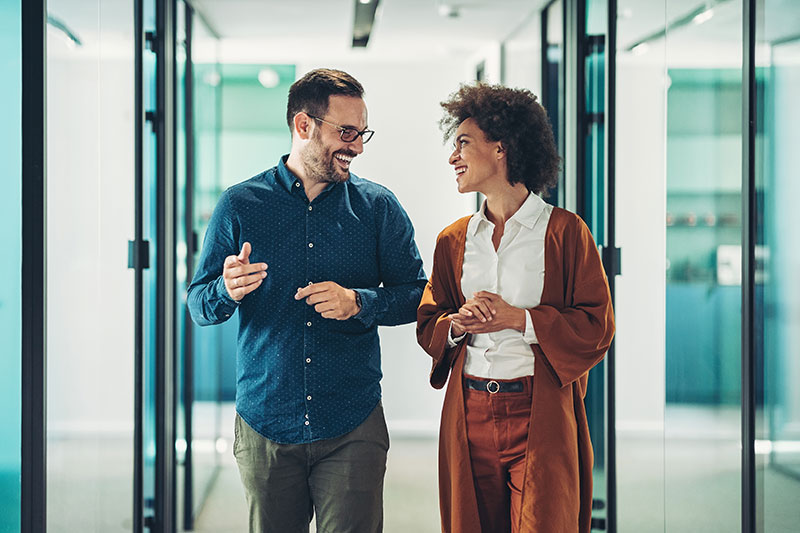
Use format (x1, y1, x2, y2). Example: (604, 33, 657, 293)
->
(450, 192, 553, 379)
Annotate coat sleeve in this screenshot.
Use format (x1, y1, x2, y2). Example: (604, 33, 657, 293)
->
(416, 233, 462, 389)
(529, 217, 615, 388)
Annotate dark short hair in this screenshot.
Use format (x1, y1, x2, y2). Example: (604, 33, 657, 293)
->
(439, 83, 560, 196)
(286, 68, 364, 130)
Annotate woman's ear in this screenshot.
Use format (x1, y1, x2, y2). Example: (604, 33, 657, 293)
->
(496, 142, 506, 159)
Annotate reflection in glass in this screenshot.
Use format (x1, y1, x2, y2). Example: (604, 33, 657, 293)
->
(664, 1, 742, 531)
(755, 1, 800, 529)
(0, 1, 22, 530)
(542, 0, 565, 207)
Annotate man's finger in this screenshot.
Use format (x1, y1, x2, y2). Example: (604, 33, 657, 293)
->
(295, 282, 333, 300)
(238, 242, 252, 264)
(225, 262, 268, 279)
(224, 254, 240, 268)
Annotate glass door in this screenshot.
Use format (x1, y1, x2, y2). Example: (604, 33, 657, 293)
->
(0, 1, 22, 529)
(755, 1, 800, 529)
(45, 0, 138, 530)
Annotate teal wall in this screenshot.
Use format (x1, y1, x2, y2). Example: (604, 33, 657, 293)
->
(193, 63, 294, 401)
(0, 0, 22, 530)
(665, 69, 742, 405)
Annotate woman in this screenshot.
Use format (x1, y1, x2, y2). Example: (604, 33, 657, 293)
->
(417, 83, 614, 533)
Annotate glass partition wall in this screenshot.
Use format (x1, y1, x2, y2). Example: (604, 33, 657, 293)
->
(45, 0, 137, 530)
(614, 1, 668, 531)
(755, 1, 800, 529)
(0, 2, 23, 530)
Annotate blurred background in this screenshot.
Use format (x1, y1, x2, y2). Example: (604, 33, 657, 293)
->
(3, 0, 800, 531)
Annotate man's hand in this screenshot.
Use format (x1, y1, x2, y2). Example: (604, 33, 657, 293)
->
(295, 282, 360, 320)
(223, 242, 268, 302)
(450, 291, 526, 335)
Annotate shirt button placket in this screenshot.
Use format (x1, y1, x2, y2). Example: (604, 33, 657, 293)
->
(304, 200, 315, 440)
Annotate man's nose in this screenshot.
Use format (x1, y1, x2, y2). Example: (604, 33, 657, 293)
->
(348, 136, 364, 154)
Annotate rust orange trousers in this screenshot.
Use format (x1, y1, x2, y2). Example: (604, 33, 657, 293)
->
(464, 374, 533, 533)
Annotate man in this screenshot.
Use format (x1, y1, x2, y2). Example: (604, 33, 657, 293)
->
(187, 68, 427, 532)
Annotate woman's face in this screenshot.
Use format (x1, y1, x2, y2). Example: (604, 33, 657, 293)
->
(448, 118, 505, 195)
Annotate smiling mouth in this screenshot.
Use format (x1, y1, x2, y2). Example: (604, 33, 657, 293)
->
(334, 153, 354, 168)
(455, 166, 467, 176)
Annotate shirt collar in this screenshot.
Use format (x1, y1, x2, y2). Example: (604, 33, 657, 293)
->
(276, 154, 339, 199)
(276, 155, 301, 193)
(468, 191, 546, 236)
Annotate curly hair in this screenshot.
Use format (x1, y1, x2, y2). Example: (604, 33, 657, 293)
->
(439, 83, 560, 196)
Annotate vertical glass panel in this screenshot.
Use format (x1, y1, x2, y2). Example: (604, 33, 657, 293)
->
(189, 10, 223, 522)
(615, 1, 667, 531)
(582, 1, 607, 527)
(0, 1, 22, 529)
(142, 0, 158, 518)
(45, 0, 135, 530)
(175, 2, 189, 527)
(755, 1, 800, 530)
(543, 0, 565, 207)
(664, 1, 742, 531)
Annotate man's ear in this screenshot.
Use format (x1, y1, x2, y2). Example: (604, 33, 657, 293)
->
(294, 112, 313, 140)
(496, 142, 506, 159)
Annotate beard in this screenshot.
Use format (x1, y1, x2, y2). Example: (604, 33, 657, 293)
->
(301, 130, 356, 184)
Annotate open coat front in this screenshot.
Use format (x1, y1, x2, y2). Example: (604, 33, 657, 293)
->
(417, 207, 615, 533)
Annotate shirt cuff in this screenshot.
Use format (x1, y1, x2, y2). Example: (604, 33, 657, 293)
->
(352, 288, 376, 326)
(447, 321, 467, 347)
(214, 275, 241, 317)
(521, 310, 538, 344)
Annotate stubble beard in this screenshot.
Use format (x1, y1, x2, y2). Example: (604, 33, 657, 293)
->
(301, 131, 351, 185)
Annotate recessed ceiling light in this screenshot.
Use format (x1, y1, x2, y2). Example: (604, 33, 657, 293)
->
(258, 68, 280, 89)
(692, 8, 714, 25)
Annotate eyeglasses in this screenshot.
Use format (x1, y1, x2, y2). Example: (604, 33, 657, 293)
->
(307, 114, 375, 143)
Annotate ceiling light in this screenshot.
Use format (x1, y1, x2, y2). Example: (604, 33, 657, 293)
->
(692, 8, 714, 25)
(438, 4, 460, 18)
(258, 68, 280, 89)
(352, 0, 381, 48)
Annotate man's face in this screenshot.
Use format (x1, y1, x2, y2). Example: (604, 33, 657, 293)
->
(301, 95, 368, 184)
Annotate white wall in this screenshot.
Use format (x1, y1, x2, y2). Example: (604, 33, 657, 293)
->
(296, 59, 476, 434)
(47, 54, 135, 437)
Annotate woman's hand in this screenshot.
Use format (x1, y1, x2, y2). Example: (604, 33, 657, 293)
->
(450, 291, 527, 335)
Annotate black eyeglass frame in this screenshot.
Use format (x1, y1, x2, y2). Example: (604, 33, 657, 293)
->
(306, 113, 375, 143)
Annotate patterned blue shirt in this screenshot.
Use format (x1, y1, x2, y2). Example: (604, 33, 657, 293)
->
(187, 156, 427, 444)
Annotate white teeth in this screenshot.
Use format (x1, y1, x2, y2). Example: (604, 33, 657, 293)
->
(455, 167, 466, 175)
(335, 154, 353, 163)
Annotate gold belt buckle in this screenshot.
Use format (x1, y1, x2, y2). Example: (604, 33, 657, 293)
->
(486, 380, 500, 394)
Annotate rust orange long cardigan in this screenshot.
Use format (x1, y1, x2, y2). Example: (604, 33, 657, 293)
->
(417, 207, 615, 533)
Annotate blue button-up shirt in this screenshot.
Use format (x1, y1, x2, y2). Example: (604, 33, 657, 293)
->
(187, 156, 427, 444)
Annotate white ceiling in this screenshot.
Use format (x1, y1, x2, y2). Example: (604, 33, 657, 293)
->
(190, 0, 548, 62)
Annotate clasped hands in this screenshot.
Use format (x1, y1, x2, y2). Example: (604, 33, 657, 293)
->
(449, 291, 527, 337)
(223, 242, 360, 320)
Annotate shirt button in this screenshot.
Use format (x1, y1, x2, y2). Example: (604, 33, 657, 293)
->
(308, 205, 313, 211)
(308, 242, 314, 248)
(307, 395, 312, 401)
(305, 414, 309, 419)
(306, 358, 311, 363)
(306, 321, 312, 327)
(295, 182, 300, 188)
(304, 420, 310, 426)
(308, 281, 313, 285)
